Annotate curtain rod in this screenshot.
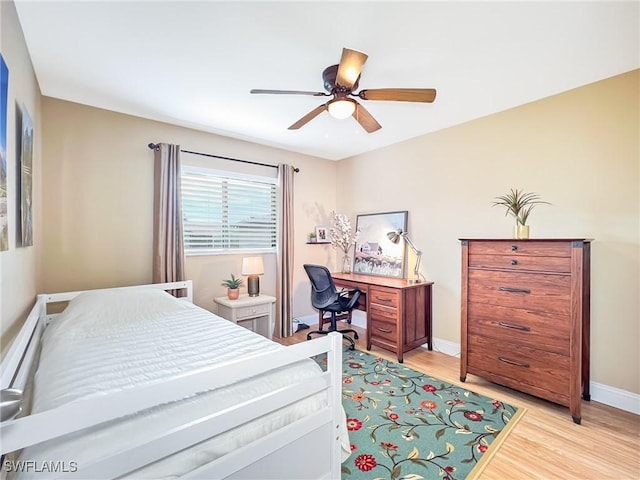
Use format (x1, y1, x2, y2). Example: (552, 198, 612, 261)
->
(147, 143, 299, 173)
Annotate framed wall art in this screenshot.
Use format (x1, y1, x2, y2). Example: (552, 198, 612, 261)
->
(353, 210, 408, 278)
(0, 54, 8, 251)
(18, 104, 34, 247)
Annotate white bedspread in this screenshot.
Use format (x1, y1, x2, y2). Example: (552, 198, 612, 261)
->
(17, 288, 347, 478)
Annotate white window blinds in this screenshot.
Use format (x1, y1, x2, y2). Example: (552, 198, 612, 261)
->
(181, 166, 277, 255)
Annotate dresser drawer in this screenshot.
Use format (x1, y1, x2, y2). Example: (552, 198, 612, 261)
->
(467, 269, 570, 315)
(468, 302, 570, 355)
(369, 286, 400, 308)
(467, 334, 570, 397)
(370, 317, 398, 343)
(235, 303, 270, 320)
(469, 254, 571, 273)
(469, 241, 571, 258)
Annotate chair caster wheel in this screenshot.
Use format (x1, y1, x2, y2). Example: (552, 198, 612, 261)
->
(306, 334, 312, 341)
(348, 344, 355, 350)
(354, 332, 359, 340)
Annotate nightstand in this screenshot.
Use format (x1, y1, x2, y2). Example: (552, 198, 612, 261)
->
(214, 294, 276, 339)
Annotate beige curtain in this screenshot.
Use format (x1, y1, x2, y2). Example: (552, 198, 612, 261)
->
(274, 164, 295, 338)
(153, 143, 185, 291)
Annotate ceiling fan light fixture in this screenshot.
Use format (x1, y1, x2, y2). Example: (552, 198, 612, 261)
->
(327, 99, 356, 119)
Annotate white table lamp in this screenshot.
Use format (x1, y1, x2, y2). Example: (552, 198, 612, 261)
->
(242, 257, 264, 297)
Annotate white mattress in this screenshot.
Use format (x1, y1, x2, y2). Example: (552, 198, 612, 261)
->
(17, 288, 346, 478)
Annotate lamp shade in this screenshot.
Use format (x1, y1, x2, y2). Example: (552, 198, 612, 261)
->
(387, 229, 403, 244)
(327, 99, 356, 119)
(242, 257, 264, 276)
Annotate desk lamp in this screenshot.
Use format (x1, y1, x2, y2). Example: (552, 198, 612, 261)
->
(387, 229, 423, 283)
(242, 256, 264, 297)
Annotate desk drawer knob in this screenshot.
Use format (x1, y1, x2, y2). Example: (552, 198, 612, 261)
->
(511, 259, 518, 265)
(511, 245, 519, 251)
(377, 327, 392, 333)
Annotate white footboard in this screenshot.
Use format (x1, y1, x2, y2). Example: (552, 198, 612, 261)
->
(0, 282, 346, 479)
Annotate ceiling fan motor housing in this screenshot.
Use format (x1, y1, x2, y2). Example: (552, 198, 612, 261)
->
(322, 65, 359, 92)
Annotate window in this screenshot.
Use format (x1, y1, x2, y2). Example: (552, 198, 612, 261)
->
(181, 166, 277, 255)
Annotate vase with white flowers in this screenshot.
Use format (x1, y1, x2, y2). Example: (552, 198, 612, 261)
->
(329, 211, 359, 273)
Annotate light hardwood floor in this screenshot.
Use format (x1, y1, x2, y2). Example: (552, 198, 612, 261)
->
(275, 324, 640, 480)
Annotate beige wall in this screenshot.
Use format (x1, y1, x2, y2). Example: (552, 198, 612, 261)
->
(0, 0, 42, 353)
(2, 0, 637, 399)
(337, 70, 639, 394)
(39, 98, 341, 319)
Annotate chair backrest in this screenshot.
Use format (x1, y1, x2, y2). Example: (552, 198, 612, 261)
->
(303, 264, 339, 309)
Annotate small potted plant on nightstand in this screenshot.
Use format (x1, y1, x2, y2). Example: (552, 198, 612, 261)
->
(222, 274, 243, 300)
(309, 231, 317, 243)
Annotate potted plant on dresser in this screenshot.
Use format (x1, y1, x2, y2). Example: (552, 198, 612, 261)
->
(222, 274, 243, 300)
(492, 188, 550, 239)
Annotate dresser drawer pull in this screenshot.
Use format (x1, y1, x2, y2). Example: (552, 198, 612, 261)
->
(376, 327, 393, 333)
(375, 296, 393, 302)
(498, 286, 531, 294)
(498, 356, 530, 368)
(498, 321, 530, 332)
(511, 259, 518, 265)
(511, 245, 518, 251)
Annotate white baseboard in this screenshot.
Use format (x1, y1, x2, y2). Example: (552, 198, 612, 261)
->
(429, 338, 461, 358)
(291, 319, 640, 416)
(590, 381, 640, 415)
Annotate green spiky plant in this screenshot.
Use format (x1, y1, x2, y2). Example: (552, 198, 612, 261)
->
(221, 274, 243, 289)
(492, 188, 550, 226)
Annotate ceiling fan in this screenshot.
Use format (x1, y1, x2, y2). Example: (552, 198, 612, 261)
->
(250, 48, 437, 133)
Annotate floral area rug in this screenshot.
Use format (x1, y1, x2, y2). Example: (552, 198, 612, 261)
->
(320, 348, 526, 480)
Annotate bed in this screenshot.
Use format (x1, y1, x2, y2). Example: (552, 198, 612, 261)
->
(0, 281, 349, 479)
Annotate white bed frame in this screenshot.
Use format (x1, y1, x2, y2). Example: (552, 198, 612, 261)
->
(0, 281, 345, 479)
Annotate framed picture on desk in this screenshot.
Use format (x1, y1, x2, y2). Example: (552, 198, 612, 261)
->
(353, 211, 408, 278)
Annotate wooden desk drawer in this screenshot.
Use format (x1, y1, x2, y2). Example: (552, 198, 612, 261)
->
(468, 302, 570, 355)
(370, 318, 397, 343)
(369, 303, 398, 322)
(467, 269, 570, 315)
(469, 254, 571, 273)
(468, 334, 570, 397)
(369, 286, 400, 308)
(235, 303, 270, 320)
(469, 241, 571, 257)
(333, 278, 367, 292)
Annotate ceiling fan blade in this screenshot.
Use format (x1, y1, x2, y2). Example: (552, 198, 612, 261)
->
(251, 89, 329, 97)
(352, 102, 381, 133)
(336, 48, 368, 89)
(357, 88, 437, 103)
(288, 103, 328, 130)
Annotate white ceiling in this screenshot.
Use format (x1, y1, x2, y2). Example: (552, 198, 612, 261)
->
(14, 1, 640, 161)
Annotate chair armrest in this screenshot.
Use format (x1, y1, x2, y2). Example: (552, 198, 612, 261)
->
(339, 288, 361, 310)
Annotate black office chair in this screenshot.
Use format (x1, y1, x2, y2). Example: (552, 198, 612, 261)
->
(303, 264, 361, 350)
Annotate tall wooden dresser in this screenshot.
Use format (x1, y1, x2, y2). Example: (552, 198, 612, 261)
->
(459, 239, 591, 423)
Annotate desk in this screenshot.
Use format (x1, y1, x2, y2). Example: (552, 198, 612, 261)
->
(331, 273, 433, 362)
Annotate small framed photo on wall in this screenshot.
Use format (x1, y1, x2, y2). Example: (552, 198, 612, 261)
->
(315, 226, 329, 243)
